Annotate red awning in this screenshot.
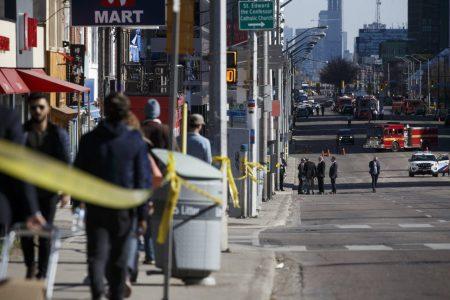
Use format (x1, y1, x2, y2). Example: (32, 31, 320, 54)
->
(0, 71, 14, 94)
(0, 69, 31, 94)
(17, 69, 90, 93)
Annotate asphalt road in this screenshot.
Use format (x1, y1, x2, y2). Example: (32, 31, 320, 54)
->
(266, 106, 450, 300)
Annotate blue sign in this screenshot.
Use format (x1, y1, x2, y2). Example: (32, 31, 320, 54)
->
(227, 109, 247, 117)
(71, 0, 165, 27)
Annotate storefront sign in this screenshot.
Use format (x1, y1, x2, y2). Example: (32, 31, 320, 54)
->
(18, 13, 38, 50)
(71, 0, 165, 26)
(68, 44, 86, 105)
(0, 36, 10, 51)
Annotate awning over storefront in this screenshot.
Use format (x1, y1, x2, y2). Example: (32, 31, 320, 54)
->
(0, 71, 14, 94)
(0, 69, 31, 94)
(0, 68, 89, 94)
(17, 69, 90, 93)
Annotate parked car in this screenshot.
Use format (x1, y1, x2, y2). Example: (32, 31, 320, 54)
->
(336, 129, 355, 146)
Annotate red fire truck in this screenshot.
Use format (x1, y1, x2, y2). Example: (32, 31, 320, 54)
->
(392, 98, 426, 115)
(364, 123, 438, 152)
(354, 95, 379, 119)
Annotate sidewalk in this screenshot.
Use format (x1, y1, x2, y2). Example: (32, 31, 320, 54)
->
(7, 158, 296, 300)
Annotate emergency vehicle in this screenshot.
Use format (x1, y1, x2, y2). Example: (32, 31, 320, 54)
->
(335, 96, 354, 113)
(408, 152, 439, 177)
(392, 98, 426, 115)
(354, 95, 379, 119)
(363, 123, 438, 152)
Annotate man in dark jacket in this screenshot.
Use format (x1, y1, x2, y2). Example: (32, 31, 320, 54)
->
(74, 93, 151, 300)
(141, 98, 170, 150)
(297, 158, 306, 194)
(317, 156, 326, 194)
(304, 158, 317, 195)
(369, 156, 381, 192)
(329, 156, 338, 194)
(20, 93, 71, 279)
(0, 106, 44, 235)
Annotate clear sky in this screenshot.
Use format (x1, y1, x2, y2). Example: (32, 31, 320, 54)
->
(284, 0, 408, 52)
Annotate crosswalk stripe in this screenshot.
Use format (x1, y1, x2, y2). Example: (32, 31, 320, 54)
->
(399, 223, 434, 228)
(424, 243, 450, 250)
(345, 245, 393, 251)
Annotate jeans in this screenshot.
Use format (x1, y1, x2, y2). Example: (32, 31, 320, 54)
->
(144, 216, 155, 261)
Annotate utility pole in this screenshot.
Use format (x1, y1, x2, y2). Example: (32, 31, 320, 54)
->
(260, 32, 269, 202)
(248, 31, 259, 216)
(209, 0, 228, 250)
(116, 27, 122, 92)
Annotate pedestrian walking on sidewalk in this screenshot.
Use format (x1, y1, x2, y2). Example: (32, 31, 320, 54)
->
(186, 114, 212, 164)
(317, 156, 326, 194)
(297, 158, 306, 194)
(0, 105, 45, 236)
(304, 158, 317, 195)
(329, 156, 338, 194)
(21, 93, 70, 280)
(369, 156, 381, 193)
(73, 93, 151, 300)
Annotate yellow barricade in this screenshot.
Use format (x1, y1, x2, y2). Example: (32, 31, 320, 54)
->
(212, 156, 240, 209)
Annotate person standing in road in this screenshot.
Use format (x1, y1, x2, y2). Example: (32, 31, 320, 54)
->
(297, 158, 306, 194)
(0, 105, 45, 235)
(315, 105, 320, 116)
(186, 114, 212, 164)
(329, 156, 338, 194)
(369, 156, 381, 193)
(317, 156, 326, 194)
(21, 93, 71, 280)
(321, 105, 325, 116)
(73, 93, 151, 300)
(304, 158, 317, 195)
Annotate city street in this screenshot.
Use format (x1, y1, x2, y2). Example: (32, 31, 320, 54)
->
(266, 107, 450, 299)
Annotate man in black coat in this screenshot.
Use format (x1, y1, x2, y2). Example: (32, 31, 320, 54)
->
(304, 158, 317, 195)
(317, 156, 326, 194)
(297, 158, 306, 194)
(329, 156, 338, 194)
(0, 106, 44, 235)
(21, 93, 71, 279)
(369, 156, 381, 192)
(74, 93, 151, 300)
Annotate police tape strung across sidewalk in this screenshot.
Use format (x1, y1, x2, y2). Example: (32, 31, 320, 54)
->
(0, 139, 224, 244)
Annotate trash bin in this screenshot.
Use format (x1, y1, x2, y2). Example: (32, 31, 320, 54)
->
(150, 149, 223, 281)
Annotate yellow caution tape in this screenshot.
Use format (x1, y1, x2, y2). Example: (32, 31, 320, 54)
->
(213, 156, 240, 209)
(0, 139, 152, 209)
(0, 139, 223, 245)
(157, 153, 223, 244)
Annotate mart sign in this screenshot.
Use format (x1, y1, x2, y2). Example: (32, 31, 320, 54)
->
(71, 0, 165, 26)
(238, 1, 274, 31)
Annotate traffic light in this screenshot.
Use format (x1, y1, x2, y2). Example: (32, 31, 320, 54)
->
(226, 68, 237, 84)
(227, 51, 237, 84)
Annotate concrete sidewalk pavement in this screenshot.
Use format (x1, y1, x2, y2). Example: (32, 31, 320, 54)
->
(6, 157, 296, 300)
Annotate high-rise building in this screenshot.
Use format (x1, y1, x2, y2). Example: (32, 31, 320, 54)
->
(325, 0, 343, 60)
(354, 23, 407, 64)
(342, 31, 348, 56)
(284, 26, 294, 49)
(408, 0, 449, 55)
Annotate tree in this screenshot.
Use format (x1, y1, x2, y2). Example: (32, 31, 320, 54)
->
(320, 58, 359, 89)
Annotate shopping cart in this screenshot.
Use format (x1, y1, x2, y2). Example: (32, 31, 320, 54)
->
(0, 224, 61, 299)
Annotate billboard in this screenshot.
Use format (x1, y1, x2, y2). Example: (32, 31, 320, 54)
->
(71, 0, 165, 26)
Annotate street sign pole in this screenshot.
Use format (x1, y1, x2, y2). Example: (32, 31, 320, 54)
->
(165, 0, 181, 299)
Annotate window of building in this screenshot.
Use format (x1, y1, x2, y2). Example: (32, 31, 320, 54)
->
(91, 27, 98, 65)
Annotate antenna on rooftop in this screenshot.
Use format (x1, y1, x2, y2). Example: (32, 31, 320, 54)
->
(376, 0, 381, 28)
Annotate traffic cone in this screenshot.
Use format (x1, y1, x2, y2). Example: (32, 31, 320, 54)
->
(327, 149, 331, 156)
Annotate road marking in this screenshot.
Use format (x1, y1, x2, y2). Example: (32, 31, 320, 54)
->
(399, 223, 434, 228)
(335, 225, 372, 229)
(416, 210, 424, 213)
(438, 220, 448, 223)
(262, 245, 307, 252)
(425, 215, 432, 218)
(346, 245, 393, 251)
(407, 206, 412, 208)
(424, 243, 450, 250)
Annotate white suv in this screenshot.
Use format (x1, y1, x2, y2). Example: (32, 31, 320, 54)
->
(409, 152, 439, 177)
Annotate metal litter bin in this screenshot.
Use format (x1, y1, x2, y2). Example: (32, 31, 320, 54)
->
(151, 149, 223, 280)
